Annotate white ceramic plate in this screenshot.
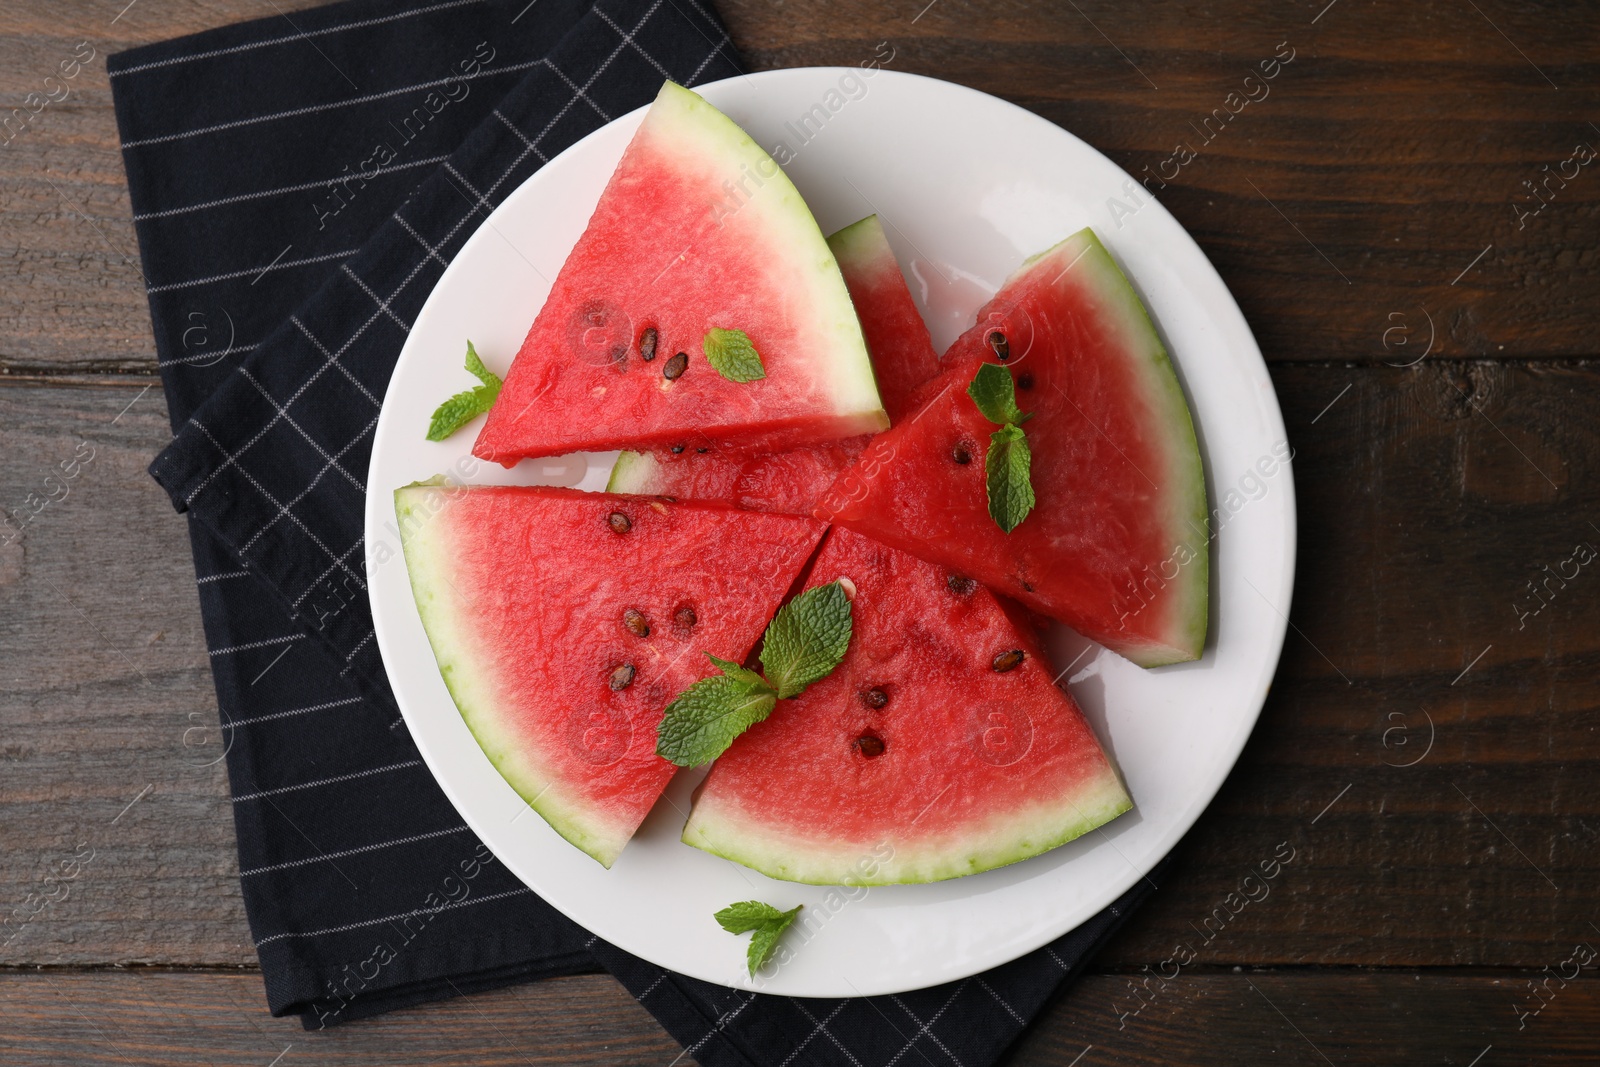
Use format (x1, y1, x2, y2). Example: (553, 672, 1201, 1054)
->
(366, 68, 1294, 998)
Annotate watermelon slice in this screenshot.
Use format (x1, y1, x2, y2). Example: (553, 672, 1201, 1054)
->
(816, 227, 1208, 667)
(474, 82, 887, 465)
(605, 215, 940, 513)
(394, 483, 826, 867)
(827, 214, 943, 420)
(682, 527, 1131, 884)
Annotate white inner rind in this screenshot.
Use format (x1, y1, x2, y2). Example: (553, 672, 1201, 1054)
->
(825, 213, 887, 269)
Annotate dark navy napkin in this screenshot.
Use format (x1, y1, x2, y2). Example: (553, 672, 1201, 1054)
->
(112, 0, 1162, 1057)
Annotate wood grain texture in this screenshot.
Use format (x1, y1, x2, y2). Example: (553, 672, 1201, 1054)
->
(1, 0, 1597, 372)
(1015, 970, 1600, 1066)
(0, 1, 331, 376)
(3, 368, 1596, 975)
(718, 0, 1600, 363)
(2, 0, 1598, 1063)
(0, 380, 253, 966)
(0, 971, 1595, 1065)
(1097, 357, 1600, 970)
(0, 971, 681, 1065)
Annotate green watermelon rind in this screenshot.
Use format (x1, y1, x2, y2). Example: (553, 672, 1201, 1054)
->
(394, 484, 634, 867)
(681, 769, 1131, 886)
(1029, 228, 1208, 667)
(826, 214, 888, 273)
(656, 83, 887, 435)
(605, 450, 659, 495)
(824, 215, 891, 414)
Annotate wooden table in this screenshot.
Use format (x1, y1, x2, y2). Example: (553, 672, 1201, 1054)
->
(2, 0, 1596, 1062)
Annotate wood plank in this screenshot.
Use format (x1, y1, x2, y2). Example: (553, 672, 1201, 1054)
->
(0, 379, 253, 966)
(2, 364, 1596, 973)
(1, 1, 1596, 372)
(0, 970, 1596, 1065)
(0, 971, 682, 1065)
(1014, 970, 1600, 1066)
(1098, 357, 1600, 968)
(0, 1, 330, 376)
(718, 0, 1600, 362)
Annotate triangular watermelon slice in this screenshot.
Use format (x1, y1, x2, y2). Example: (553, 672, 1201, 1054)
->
(605, 215, 940, 513)
(474, 82, 887, 465)
(395, 483, 826, 867)
(682, 527, 1131, 884)
(816, 227, 1208, 667)
(828, 214, 943, 420)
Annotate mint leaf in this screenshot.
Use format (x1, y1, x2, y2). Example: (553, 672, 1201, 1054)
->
(759, 581, 853, 700)
(463, 340, 498, 389)
(966, 362, 1033, 427)
(985, 423, 1035, 533)
(704, 328, 766, 383)
(427, 391, 494, 441)
(655, 656, 779, 767)
(706, 653, 768, 690)
(426, 341, 502, 441)
(715, 901, 803, 977)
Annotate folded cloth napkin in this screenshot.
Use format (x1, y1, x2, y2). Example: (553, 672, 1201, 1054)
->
(113, 0, 1164, 1057)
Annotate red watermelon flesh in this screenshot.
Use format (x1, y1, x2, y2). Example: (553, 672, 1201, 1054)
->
(473, 82, 887, 465)
(394, 483, 826, 867)
(816, 228, 1208, 668)
(605, 215, 940, 514)
(682, 526, 1131, 884)
(609, 437, 872, 515)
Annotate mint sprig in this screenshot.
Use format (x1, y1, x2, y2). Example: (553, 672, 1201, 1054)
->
(715, 900, 803, 977)
(426, 341, 502, 441)
(966, 363, 1036, 533)
(704, 327, 766, 383)
(656, 582, 854, 767)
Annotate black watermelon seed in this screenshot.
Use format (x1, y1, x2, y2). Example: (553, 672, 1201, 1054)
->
(860, 687, 888, 710)
(670, 444, 685, 454)
(992, 649, 1025, 673)
(855, 734, 886, 758)
(639, 326, 658, 362)
(623, 609, 650, 637)
(695, 447, 708, 454)
(947, 574, 976, 596)
(1017, 372, 1034, 390)
(663, 352, 688, 380)
(951, 443, 972, 465)
(608, 511, 632, 534)
(609, 663, 636, 691)
(988, 330, 1010, 361)
(674, 604, 698, 629)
